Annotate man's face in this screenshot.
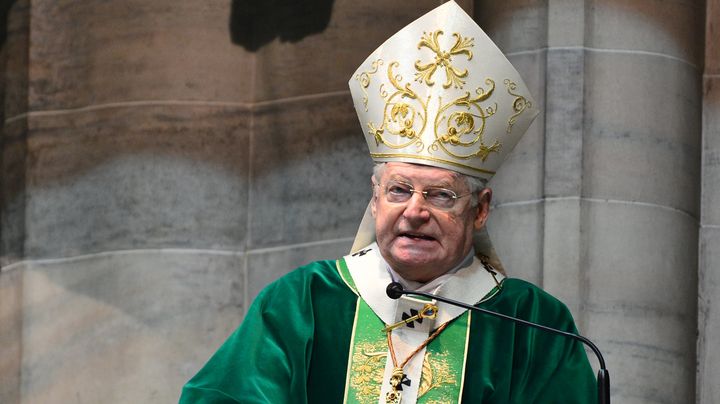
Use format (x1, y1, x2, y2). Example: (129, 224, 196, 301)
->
(371, 162, 491, 282)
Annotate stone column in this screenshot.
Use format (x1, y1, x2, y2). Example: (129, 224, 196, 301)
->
(477, 0, 704, 402)
(698, 0, 720, 402)
(581, 2, 702, 401)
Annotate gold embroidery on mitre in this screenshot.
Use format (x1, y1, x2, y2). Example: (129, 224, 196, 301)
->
(417, 351, 458, 400)
(366, 62, 429, 151)
(430, 78, 501, 162)
(356, 59, 384, 112)
(415, 30, 474, 89)
(369, 31, 505, 166)
(349, 341, 387, 404)
(504, 79, 533, 134)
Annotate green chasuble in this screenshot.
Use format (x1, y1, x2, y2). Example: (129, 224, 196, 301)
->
(180, 259, 597, 403)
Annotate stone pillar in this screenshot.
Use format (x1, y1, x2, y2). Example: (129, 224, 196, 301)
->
(580, 1, 702, 399)
(477, 0, 704, 402)
(698, 0, 720, 402)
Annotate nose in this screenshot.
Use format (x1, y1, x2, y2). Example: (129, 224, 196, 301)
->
(402, 192, 432, 223)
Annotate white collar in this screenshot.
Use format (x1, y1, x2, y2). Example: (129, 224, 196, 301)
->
(344, 243, 503, 325)
(386, 248, 475, 294)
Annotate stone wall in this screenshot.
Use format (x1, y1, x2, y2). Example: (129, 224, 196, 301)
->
(698, 0, 720, 402)
(0, 0, 716, 403)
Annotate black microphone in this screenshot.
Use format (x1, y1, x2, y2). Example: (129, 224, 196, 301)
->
(385, 281, 610, 404)
(386, 281, 405, 299)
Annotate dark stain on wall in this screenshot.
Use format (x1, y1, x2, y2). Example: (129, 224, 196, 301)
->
(0, 0, 19, 46)
(229, 0, 335, 51)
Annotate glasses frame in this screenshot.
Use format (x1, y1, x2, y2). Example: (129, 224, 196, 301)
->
(376, 180, 472, 210)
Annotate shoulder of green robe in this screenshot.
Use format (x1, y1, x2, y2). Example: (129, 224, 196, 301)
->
(253, 259, 357, 301)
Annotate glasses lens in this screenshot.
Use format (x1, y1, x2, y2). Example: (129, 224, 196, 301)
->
(383, 181, 459, 209)
(385, 182, 413, 203)
(425, 188, 457, 208)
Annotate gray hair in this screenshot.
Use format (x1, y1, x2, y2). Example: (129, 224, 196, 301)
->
(372, 163, 487, 206)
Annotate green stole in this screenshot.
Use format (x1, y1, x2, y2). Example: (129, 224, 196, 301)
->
(336, 245, 502, 404)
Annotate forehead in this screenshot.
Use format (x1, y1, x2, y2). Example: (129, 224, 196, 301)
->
(382, 162, 462, 185)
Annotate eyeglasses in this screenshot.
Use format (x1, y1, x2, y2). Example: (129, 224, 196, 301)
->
(377, 180, 471, 209)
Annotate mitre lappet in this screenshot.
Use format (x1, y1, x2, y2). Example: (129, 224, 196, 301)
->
(348, 0, 539, 273)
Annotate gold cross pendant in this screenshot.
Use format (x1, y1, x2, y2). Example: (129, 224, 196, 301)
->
(382, 303, 438, 332)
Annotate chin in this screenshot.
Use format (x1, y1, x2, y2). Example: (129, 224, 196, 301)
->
(390, 252, 441, 273)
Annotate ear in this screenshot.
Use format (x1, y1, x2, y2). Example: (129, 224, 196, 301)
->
(473, 187, 492, 230)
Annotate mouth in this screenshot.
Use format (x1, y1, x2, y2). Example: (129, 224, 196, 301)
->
(399, 232, 436, 241)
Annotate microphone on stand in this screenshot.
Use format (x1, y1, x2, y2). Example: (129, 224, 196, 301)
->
(386, 282, 610, 404)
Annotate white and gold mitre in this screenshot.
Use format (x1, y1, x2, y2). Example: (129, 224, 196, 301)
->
(349, 1, 539, 180)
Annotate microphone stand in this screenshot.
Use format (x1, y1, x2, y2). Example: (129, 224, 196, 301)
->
(386, 282, 610, 404)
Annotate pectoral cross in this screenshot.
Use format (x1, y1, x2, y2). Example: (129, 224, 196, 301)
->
(383, 303, 438, 332)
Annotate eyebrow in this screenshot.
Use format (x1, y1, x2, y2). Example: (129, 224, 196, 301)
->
(388, 176, 457, 189)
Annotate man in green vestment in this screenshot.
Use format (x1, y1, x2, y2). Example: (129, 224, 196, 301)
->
(180, 2, 598, 403)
